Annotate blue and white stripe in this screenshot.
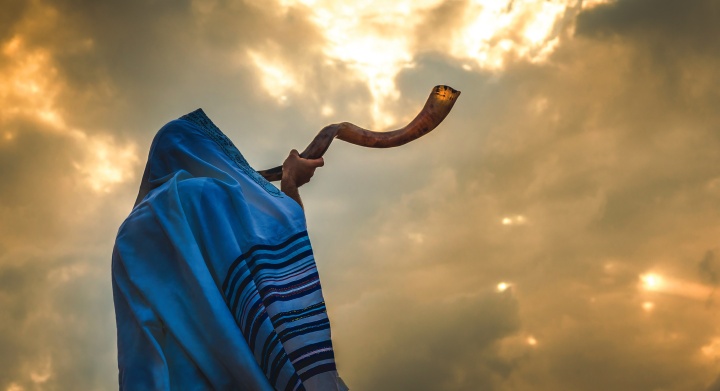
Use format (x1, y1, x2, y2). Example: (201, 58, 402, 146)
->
(221, 231, 336, 391)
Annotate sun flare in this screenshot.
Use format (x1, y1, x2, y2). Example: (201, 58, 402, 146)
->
(258, 0, 596, 128)
(641, 274, 663, 290)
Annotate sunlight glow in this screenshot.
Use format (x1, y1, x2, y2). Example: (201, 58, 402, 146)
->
(1, 34, 139, 194)
(278, 0, 432, 128)
(502, 215, 527, 226)
(0, 36, 63, 131)
(247, 51, 299, 105)
(320, 104, 335, 117)
(701, 338, 720, 360)
(641, 274, 663, 291)
(497, 282, 510, 292)
(29, 356, 52, 384)
(639, 272, 713, 301)
(581, 0, 614, 9)
(450, 0, 573, 70)
(524, 2, 565, 44)
(527, 336, 538, 346)
(274, 0, 584, 128)
(74, 136, 139, 193)
(407, 232, 425, 244)
(642, 301, 654, 312)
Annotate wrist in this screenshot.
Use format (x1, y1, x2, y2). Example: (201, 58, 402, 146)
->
(281, 176, 297, 191)
(280, 176, 303, 209)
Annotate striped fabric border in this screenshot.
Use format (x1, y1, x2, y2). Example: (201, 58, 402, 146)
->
(221, 231, 336, 390)
(179, 108, 282, 197)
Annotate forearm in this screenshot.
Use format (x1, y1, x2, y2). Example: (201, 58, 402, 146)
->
(281, 177, 303, 209)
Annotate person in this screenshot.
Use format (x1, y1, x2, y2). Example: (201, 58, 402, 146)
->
(111, 108, 349, 390)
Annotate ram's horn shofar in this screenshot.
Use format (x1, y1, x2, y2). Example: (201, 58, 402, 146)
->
(257, 85, 461, 182)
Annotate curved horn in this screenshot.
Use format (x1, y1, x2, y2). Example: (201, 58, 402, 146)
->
(257, 85, 461, 182)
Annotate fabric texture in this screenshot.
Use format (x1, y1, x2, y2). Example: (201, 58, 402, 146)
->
(112, 109, 348, 391)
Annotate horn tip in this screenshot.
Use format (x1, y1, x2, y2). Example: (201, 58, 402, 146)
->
(433, 85, 461, 101)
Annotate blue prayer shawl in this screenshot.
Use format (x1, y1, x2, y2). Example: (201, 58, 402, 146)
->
(112, 109, 347, 390)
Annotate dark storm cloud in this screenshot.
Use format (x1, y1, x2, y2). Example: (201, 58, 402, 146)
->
(709, 375, 720, 391)
(577, 0, 720, 54)
(0, 2, 27, 44)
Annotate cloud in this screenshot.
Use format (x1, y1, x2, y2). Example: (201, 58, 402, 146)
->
(332, 289, 521, 390)
(698, 250, 718, 307)
(699, 251, 718, 286)
(1, 0, 720, 390)
(708, 374, 720, 391)
(315, 0, 720, 389)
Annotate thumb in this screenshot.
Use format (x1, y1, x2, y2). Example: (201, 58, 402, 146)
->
(309, 157, 324, 167)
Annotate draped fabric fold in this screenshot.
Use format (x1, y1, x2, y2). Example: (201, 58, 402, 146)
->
(112, 109, 348, 391)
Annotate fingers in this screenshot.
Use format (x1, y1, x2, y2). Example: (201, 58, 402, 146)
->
(289, 149, 324, 167)
(282, 149, 324, 188)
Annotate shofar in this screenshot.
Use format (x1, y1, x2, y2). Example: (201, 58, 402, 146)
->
(257, 85, 461, 182)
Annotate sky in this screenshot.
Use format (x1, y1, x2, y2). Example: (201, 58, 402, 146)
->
(1, 0, 719, 390)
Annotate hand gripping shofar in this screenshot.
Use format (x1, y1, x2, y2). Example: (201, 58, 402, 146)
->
(257, 85, 461, 182)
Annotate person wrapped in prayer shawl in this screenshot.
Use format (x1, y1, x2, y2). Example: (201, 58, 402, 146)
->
(111, 109, 349, 390)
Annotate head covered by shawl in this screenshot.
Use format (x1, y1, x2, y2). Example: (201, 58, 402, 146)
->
(112, 109, 347, 391)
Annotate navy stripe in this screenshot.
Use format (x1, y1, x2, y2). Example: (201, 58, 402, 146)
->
(248, 249, 313, 275)
(232, 280, 259, 325)
(271, 302, 327, 326)
(226, 250, 312, 313)
(240, 241, 311, 284)
(228, 271, 252, 315)
(217, 230, 337, 389)
(288, 340, 334, 362)
(247, 240, 311, 270)
(223, 235, 310, 290)
(241, 298, 263, 335)
(261, 332, 280, 372)
(222, 231, 308, 292)
(299, 363, 337, 382)
(278, 319, 330, 343)
(284, 373, 303, 391)
(226, 244, 311, 303)
(294, 350, 335, 373)
(236, 290, 262, 327)
(225, 265, 250, 308)
(281, 324, 330, 344)
(262, 283, 322, 307)
(269, 352, 289, 386)
(257, 261, 315, 285)
(248, 311, 269, 351)
(259, 272, 318, 296)
(228, 249, 314, 312)
(222, 236, 300, 293)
